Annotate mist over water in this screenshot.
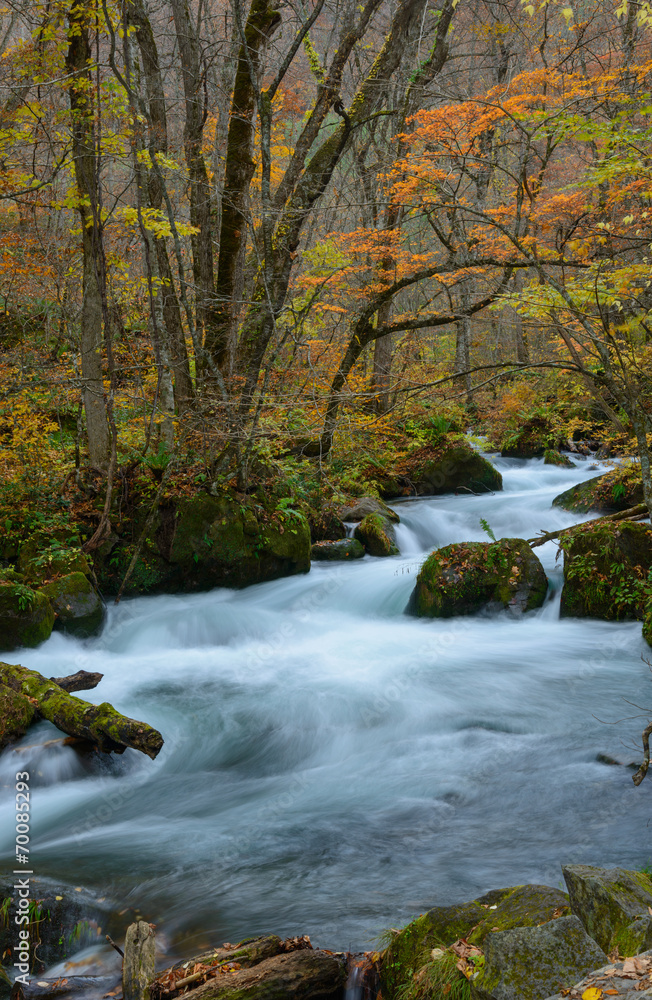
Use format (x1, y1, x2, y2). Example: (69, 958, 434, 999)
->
(1, 455, 651, 956)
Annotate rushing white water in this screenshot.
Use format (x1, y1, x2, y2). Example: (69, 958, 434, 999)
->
(1, 454, 651, 959)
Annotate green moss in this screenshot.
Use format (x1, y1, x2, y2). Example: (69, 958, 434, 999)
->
(410, 538, 548, 618)
(354, 512, 398, 557)
(0, 685, 37, 749)
(543, 450, 573, 467)
(559, 521, 652, 620)
(393, 438, 502, 498)
(0, 584, 54, 650)
(553, 465, 644, 514)
(39, 572, 104, 636)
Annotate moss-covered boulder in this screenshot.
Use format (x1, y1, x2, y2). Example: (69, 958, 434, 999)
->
(562, 864, 652, 956)
(390, 439, 502, 498)
(544, 449, 574, 468)
(39, 572, 105, 637)
(0, 583, 54, 651)
(409, 538, 548, 618)
(0, 684, 36, 749)
(471, 915, 607, 1000)
(17, 533, 90, 584)
(354, 513, 399, 557)
(500, 415, 554, 458)
(338, 496, 400, 524)
(94, 492, 311, 597)
(559, 521, 652, 620)
(311, 538, 365, 560)
(553, 467, 644, 514)
(380, 884, 571, 1000)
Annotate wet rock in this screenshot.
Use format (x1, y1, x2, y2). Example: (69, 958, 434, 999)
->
(390, 439, 502, 497)
(380, 884, 570, 1000)
(39, 573, 105, 637)
(471, 914, 607, 1000)
(354, 513, 398, 557)
(543, 450, 574, 468)
(311, 538, 365, 560)
(559, 522, 652, 621)
(0, 582, 54, 651)
(500, 416, 555, 459)
(553, 470, 644, 514)
(0, 879, 113, 975)
(308, 503, 347, 542)
(338, 496, 399, 524)
(409, 538, 548, 617)
(562, 864, 652, 956)
(544, 950, 652, 1000)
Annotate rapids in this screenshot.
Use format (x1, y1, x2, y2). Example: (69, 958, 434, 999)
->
(1, 454, 651, 958)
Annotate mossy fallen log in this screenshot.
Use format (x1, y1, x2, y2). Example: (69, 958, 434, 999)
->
(49, 670, 103, 692)
(0, 663, 163, 758)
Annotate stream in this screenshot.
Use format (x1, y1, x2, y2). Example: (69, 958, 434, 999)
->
(1, 454, 651, 962)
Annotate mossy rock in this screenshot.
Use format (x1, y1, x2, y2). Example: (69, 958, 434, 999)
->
(354, 513, 399, 557)
(559, 521, 652, 620)
(0, 584, 54, 651)
(311, 538, 365, 560)
(544, 450, 574, 468)
(644, 607, 652, 648)
(390, 438, 502, 498)
(500, 415, 554, 458)
(17, 533, 90, 585)
(409, 538, 548, 618)
(562, 864, 652, 956)
(94, 492, 311, 597)
(338, 496, 400, 524)
(471, 915, 607, 1000)
(380, 884, 571, 1000)
(0, 685, 36, 750)
(0, 878, 115, 975)
(39, 572, 105, 637)
(553, 469, 644, 514)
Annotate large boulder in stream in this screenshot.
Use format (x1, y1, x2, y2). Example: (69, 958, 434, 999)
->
(559, 521, 652, 621)
(338, 496, 400, 524)
(408, 538, 548, 617)
(553, 468, 644, 514)
(354, 513, 398, 557)
(562, 864, 652, 956)
(93, 492, 311, 596)
(388, 438, 502, 498)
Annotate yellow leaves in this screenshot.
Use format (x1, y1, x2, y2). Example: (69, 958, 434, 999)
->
(581, 988, 602, 1000)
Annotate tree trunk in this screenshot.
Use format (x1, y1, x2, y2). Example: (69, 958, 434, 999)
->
(371, 306, 392, 414)
(123, 922, 156, 1000)
(66, 7, 110, 469)
(0, 663, 164, 758)
(205, 0, 281, 373)
(170, 0, 217, 367)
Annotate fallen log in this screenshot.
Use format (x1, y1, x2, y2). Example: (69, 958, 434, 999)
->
(527, 503, 648, 549)
(0, 663, 163, 758)
(174, 950, 345, 1000)
(49, 670, 103, 692)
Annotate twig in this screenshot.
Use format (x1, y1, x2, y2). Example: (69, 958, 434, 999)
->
(632, 721, 652, 786)
(106, 934, 124, 958)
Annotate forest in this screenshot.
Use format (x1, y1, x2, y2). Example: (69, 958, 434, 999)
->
(4, 1, 652, 1000)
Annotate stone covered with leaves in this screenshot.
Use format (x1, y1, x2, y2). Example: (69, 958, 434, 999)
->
(389, 438, 502, 498)
(553, 465, 644, 514)
(559, 521, 652, 621)
(500, 415, 556, 459)
(543, 449, 574, 467)
(380, 884, 571, 1000)
(409, 538, 548, 618)
(562, 865, 652, 957)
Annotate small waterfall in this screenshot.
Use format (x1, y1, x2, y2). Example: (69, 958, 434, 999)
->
(344, 954, 379, 1000)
